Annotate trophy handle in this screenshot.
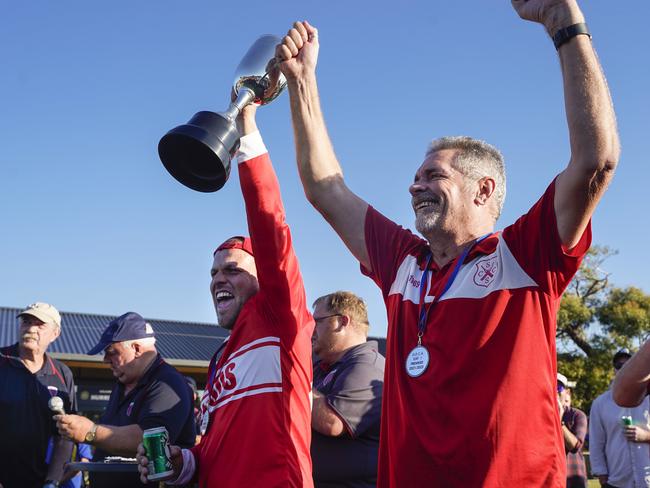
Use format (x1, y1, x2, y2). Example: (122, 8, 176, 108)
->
(222, 87, 257, 121)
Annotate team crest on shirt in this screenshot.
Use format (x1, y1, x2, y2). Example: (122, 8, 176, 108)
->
(126, 401, 135, 416)
(473, 256, 499, 287)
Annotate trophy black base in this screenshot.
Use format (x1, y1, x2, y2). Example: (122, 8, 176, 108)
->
(158, 111, 241, 192)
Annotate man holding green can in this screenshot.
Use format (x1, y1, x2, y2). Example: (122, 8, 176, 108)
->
(589, 349, 650, 488)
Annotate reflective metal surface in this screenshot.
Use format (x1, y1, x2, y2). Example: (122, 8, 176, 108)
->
(158, 34, 286, 192)
(233, 35, 286, 105)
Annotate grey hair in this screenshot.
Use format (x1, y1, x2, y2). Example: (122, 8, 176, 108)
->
(425, 136, 506, 219)
(122, 337, 156, 348)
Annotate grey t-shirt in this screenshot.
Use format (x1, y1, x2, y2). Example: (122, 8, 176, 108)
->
(312, 341, 385, 487)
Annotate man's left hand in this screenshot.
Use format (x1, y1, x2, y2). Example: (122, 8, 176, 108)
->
(624, 425, 650, 443)
(54, 414, 95, 443)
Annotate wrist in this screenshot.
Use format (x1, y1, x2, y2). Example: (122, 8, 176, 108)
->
(543, 4, 585, 37)
(286, 71, 317, 89)
(236, 117, 258, 136)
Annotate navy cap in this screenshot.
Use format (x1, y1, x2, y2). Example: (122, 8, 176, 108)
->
(87, 312, 155, 355)
(613, 348, 632, 365)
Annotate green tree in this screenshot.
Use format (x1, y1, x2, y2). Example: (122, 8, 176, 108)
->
(556, 246, 650, 413)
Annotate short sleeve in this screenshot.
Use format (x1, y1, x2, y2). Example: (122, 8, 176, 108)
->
(361, 206, 427, 297)
(136, 373, 193, 443)
(324, 360, 384, 438)
(502, 179, 591, 297)
(63, 364, 78, 414)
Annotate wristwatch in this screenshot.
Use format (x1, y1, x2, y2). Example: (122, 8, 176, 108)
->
(84, 423, 98, 443)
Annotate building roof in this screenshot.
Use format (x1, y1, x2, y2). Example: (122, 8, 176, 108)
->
(1, 306, 228, 367)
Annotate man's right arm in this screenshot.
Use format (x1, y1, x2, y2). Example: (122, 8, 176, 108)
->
(277, 22, 371, 271)
(613, 340, 650, 407)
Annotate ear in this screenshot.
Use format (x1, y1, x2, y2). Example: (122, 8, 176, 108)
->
(337, 315, 350, 330)
(132, 342, 142, 357)
(474, 176, 496, 207)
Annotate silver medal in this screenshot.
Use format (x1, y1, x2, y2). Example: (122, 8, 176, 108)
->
(405, 345, 429, 377)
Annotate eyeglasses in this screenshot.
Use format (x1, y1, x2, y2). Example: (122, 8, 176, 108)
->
(557, 384, 566, 393)
(313, 313, 342, 324)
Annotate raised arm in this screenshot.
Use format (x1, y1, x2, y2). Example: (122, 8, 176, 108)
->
(513, 0, 620, 249)
(613, 341, 650, 407)
(235, 101, 311, 326)
(276, 22, 371, 271)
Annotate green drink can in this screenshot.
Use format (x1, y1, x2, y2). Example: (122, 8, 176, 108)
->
(621, 415, 633, 427)
(143, 426, 174, 481)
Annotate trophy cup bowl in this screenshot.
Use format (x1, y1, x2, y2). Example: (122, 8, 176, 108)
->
(158, 35, 286, 192)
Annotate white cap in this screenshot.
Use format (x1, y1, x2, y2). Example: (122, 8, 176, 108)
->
(557, 373, 576, 389)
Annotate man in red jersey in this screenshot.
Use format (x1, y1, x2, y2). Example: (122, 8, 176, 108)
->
(136, 98, 314, 487)
(275, 0, 619, 485)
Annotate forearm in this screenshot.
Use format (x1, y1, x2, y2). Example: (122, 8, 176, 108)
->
(311, 390, 345, 437)
(613, 340, 650, 407)
(287, 74, 345, 204)
(553, 6, 619, 173)
(93, 423, 143, 457)
(562, 424, 581, 452)
(45, 437, 74, 481)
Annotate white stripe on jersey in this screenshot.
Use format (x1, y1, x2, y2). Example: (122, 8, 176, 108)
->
(388, 237, 537, 304)
(225, 335, 280, 362)
(206, 338, 282, 413)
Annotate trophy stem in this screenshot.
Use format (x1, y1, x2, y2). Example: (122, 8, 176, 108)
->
(223, 87, 256, 121)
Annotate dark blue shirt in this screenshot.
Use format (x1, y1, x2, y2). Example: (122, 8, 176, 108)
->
(312, 341, 385, 488)
(0, 343, 77, 488)
(91, 353, 195, 488)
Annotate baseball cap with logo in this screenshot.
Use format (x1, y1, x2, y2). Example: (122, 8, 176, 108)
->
(17, 302, 62, 329)
(87, 312, 155, 355)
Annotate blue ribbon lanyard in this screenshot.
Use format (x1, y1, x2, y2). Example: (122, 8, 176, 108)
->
(416, 234, 490, 345)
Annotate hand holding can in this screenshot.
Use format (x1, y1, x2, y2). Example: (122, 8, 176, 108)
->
(141, 427, 176, 481)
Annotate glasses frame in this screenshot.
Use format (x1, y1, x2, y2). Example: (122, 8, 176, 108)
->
(313, 313, 343, 324)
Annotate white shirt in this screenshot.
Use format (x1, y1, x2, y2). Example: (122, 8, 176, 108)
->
(589, 389, 650, 488)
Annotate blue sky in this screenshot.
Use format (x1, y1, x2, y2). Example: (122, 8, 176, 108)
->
(1, 1, 648, 338)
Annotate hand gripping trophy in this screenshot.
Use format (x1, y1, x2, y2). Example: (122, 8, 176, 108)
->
(158, 35, 286, 192)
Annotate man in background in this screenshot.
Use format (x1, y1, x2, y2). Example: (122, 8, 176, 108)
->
(589, 349, 650, 488)
(55, 311, 195, 488)
(311, 291, 385, 487)
(557, 373, 588, 488)
(0, 302, 76, 488)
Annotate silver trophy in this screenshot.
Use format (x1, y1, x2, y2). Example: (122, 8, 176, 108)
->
(158, 35, 286, 192)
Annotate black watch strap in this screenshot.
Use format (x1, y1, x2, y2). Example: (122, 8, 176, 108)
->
(553, 23, 591, 50)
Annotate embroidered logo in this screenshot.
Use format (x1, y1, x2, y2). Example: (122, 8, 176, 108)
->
(473, 256, 498, 287)
(126, 401, 135, 416)
(321, 369, 338, 387)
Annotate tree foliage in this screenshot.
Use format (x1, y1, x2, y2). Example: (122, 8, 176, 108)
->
(556, 246, 650, 413)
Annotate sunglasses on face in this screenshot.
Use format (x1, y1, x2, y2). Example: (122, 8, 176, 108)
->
(557, 384, 566, 393)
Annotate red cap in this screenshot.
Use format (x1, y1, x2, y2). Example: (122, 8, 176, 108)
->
(214, 236, 254, 257)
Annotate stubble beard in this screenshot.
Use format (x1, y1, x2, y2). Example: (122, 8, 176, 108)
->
(215, 303, 237, 331)
(415, 209, 442, 238)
